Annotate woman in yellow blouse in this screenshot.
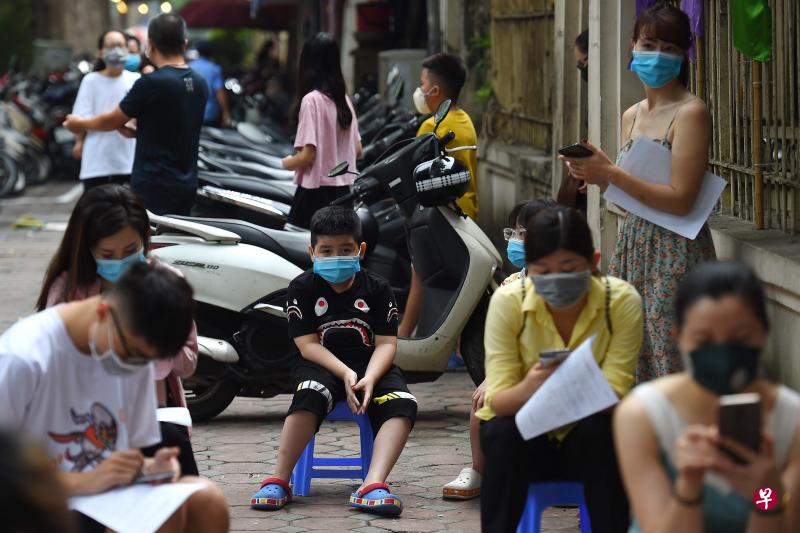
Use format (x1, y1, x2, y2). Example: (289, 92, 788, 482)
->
(477, 206, 643, 532)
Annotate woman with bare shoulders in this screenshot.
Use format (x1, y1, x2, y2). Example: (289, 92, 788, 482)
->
(560, 2, 716, 381)
(614, 261, 800, 532)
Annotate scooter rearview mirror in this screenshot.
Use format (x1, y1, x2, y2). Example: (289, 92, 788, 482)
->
(432, 99, 452, 134)
(328, 161, 351, 177)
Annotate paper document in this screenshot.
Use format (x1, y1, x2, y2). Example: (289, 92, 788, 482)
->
(515, 336, 618, 440)
(70, 482, 204, 533)
(157, 407, 193, 427)
(603, 137, 727, 240)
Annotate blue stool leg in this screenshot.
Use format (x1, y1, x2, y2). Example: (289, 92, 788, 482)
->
(292, 436, 315, 497)
(530, 489, 547, 533)
(578, 502, 592, 533)
(517, 488, 544, 533)
(356, 416, 374, 481)
(517, 483, 592, 533)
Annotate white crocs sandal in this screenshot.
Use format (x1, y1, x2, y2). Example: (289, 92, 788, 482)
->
(442, 467, 481, 500)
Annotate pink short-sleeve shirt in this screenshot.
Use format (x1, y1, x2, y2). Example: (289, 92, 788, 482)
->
(293, 90, 360, 189)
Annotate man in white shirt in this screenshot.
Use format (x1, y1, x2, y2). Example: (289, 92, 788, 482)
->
(0, 262, 229, 532)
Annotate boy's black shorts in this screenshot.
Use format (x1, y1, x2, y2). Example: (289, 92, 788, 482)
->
(288, 361, 418, 433)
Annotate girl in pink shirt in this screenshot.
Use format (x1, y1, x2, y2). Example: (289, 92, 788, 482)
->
(36, 184, 200, 476)
(284, 33, 361, 229)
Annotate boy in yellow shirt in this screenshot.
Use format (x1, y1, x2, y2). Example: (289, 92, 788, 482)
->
(399, 53, 479, 337)
(412, 53, 478, 220)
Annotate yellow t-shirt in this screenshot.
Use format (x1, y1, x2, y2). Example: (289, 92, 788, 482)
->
(476, 275, 643, 441)
(417, 108, 479, 221)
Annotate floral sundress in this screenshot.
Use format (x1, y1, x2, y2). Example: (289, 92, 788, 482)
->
(608, 103, 717, 382)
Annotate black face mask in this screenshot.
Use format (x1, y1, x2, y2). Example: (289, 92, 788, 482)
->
(578, 64, 588, 82)
(688, 342, 761, 396)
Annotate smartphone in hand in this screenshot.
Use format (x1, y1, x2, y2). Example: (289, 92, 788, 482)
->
(558, 143, 593, 158)
(132, 470, 174, 485)
(539, 349, 571, 368)
(718, 392, 761, 464)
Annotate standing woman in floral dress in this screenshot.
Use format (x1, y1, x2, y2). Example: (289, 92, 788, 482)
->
(560, 2, 716, 381)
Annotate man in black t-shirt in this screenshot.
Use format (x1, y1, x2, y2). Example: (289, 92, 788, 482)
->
(250, 206, 417, 517)
(64, 14, 207, 216)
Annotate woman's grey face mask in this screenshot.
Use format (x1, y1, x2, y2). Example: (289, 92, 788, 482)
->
(530, 270, 592, 308)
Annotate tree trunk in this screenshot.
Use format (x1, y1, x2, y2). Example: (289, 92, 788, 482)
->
(37, 0, 110, 56)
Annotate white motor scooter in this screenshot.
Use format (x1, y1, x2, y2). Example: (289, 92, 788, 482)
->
(151, 101, 503, 421)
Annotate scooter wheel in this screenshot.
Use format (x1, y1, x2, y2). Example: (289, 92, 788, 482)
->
(184, 369, 241, 423)
(0, 153, 18, 197)
(460, 291, 491, 386)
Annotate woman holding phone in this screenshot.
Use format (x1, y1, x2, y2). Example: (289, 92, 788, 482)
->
(478, 206, 643, 532)
(614, 261, 800, 532)
(559, 3, 716, 382)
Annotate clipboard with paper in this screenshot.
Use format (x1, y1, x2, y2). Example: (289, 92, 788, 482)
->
(603, 137, 727, 240)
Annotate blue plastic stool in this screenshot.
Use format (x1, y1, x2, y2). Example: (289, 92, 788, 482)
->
(517, 482, 592, 533)
(290, 401, 374, 497)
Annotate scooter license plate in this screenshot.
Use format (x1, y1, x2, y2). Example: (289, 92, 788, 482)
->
(54, 127, 74, 144)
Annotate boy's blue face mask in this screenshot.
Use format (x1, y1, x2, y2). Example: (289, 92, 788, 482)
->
(630, 50, 683, 88)
(313, 255, 361, 284)
(506, 239, 526, 269)
(124, 54, 141, 72)
(95, 250, 146, 283)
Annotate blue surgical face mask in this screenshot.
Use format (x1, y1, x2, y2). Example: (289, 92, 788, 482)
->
(313, 255, 361, 284)
(506, 239, 526, 269)
(124, 54, 141, 72)
(95, 249, 146, 283)
(630, 51, 683, 88)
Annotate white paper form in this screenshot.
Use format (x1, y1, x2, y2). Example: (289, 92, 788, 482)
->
(69, 482, 204, 533)
(514, 336, 619, 440)
(603, 137, 727, 240)
(157, 407, 193, 427)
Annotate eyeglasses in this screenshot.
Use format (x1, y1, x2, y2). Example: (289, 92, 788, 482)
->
(108, 307, 154, 366)
(503, 228, 526, 241)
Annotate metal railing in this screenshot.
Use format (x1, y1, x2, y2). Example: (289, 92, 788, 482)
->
(699, 0, 799, 231)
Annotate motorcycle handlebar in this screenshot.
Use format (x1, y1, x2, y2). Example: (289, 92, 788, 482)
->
(331, 191, 359, 205)
(331, 177, 382, 206)
(440, 130, 456, 145)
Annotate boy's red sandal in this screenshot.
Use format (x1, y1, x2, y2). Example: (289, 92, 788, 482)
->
(250, 477, 292, 511)
(349, 482, 403, 516)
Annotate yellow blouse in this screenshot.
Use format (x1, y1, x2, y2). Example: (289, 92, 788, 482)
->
(476, 274, 643, 440)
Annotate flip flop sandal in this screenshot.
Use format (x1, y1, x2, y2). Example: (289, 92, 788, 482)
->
(442, 467, 481, 500)
(349, 482, 404, 516)
(250, 477, 292, 511)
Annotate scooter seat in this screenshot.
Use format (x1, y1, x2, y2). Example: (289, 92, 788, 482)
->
(200, 140, 285, 169)
(202, 127, 293, 158)
(199, 171, 296, 204)
(214, 158, 295, 181)
(170, 216, 312, 270)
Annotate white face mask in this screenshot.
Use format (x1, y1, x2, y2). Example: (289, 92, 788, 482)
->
(413, 86, 432, 114)
(88, 321, 144, 377)
(103, 46, 129, 69)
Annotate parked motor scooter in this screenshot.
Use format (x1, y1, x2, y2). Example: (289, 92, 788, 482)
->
(150, 100, 501, 422)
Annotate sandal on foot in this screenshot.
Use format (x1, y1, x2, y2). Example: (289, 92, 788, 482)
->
(442, 467, 481, 500)
(250, 477, 292, 511)
(349, 482, 403, 516)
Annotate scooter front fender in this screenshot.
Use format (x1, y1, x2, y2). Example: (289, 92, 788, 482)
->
(197, 336, 240, 363)
(394, 208, 496, 373)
